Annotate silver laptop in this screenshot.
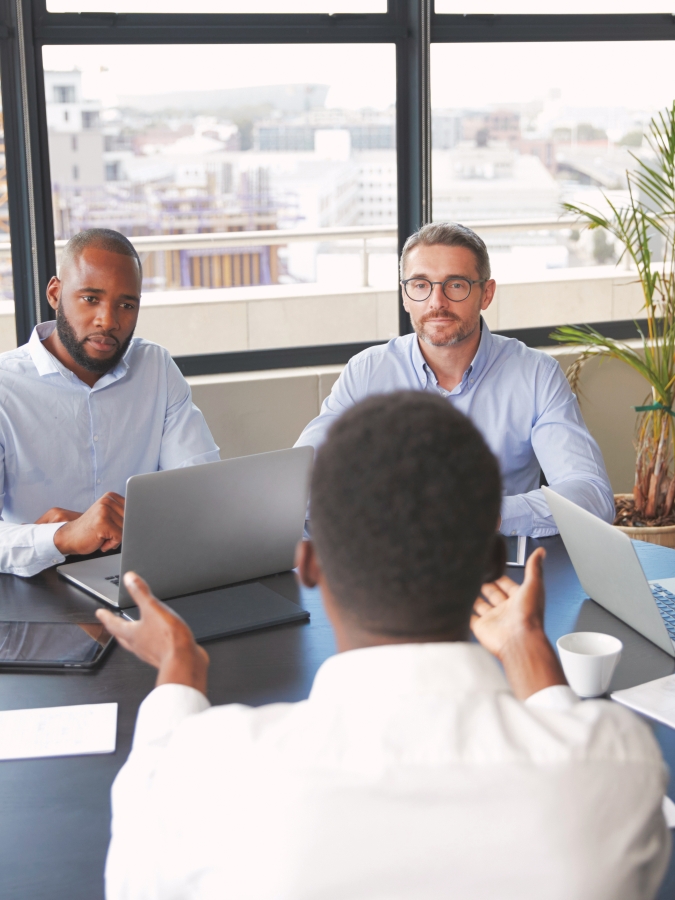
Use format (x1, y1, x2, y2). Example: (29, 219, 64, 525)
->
(58, 447, 313, 609)
(542, 486, 675, 657)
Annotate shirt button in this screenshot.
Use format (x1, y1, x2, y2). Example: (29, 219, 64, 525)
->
(470, 379, 474, 384)
(97, 478, 101, 484)
(511, 530, 517, 536)
(93, 435, 99, 441)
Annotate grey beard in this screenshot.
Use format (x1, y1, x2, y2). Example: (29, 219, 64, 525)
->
(416, 316, 478, 348)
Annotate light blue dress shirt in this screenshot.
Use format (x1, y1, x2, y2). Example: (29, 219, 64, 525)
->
(295, 322, 614, 537)
(0, 321, 220, 577)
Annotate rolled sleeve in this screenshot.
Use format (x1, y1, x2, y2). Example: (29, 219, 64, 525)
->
(107, 684, 211, 900)
(504, 362, 614, 536)
(132, 683, 211, 750)
(525, 684, 578, 710)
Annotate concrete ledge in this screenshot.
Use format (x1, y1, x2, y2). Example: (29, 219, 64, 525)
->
(0, 267, 645, 356)
(188, 365, 342, 461)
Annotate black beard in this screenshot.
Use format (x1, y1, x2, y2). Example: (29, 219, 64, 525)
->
(56, 306, 134, 375)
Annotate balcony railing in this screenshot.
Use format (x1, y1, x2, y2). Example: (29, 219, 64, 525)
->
(0, 217, 585, 287)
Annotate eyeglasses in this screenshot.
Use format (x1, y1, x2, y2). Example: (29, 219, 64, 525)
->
(401, 277, 487, 303)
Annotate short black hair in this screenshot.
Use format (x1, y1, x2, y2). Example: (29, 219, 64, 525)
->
(60, 228, 142, 280)
(310, 392, 502, 637)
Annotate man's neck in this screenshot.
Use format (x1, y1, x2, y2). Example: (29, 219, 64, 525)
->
(416, 324, 482, 393)
(42, 329, 103, 388)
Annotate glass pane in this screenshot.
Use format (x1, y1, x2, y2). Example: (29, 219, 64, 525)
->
(0, 92, 15, 351)
(431, 40, 675, 333)
(436, 1, 674, 11)
(43, 44, 397, 357)
(48, 0, 384, 12)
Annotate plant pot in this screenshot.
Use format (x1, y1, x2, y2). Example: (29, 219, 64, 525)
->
(614, 494, 675, 549)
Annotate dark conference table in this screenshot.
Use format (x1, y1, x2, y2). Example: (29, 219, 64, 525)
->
(1, 536, 675, 900)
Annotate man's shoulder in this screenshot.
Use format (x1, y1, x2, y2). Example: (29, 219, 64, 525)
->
(127, 336, 173, 361)
(489, 331, 560, 374)
(346, 334, 419, 374)
(0, 344, 38, 395)
(125, 337, 176, 374)
(0, 342, 34, 372)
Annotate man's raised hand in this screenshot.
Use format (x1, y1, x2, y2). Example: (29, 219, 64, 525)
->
(470, 547, 567, 699)
(470, 547, 547, 659)
(96, 572, 209, 694)
(53, 492, 125, 556)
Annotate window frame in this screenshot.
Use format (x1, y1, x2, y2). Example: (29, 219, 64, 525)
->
(0, 1, 671, 372)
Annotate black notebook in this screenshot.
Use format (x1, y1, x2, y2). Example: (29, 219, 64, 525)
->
(126, 580, 309, 642)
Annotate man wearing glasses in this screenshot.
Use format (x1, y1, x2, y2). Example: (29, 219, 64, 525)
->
(295, 222, 614, 537)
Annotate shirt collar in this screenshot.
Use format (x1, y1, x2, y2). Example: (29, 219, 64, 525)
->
(413, 317, 494, 393)
(309, 642, 509, 705)
(28, 320, 132, 387)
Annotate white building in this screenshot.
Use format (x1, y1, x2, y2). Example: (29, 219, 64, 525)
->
(45, 70, 104, 189)
(356, 151, 397, 225)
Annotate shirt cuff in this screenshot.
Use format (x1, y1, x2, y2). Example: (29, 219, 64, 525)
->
(499, 496, 536, 536)
(525, 684, 578, 710)
(33, 522, 67, 566)
(132, 683, 210, 750)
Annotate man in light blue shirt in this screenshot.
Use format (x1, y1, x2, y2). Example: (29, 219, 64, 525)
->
(0, 228, 219, 577)
(296, 222, 614, 536)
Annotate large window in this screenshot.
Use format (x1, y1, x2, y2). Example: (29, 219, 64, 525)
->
(431, 39, 675, 334)
(0, 2, 671, 369)
(43, 43, 397, 358)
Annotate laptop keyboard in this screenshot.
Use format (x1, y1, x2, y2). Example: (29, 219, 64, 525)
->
(650, 583, 675, 639)
(105, 575, 120, 587)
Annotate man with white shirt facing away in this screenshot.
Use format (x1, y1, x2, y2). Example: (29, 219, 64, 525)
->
(295, 222, 614, 537)
(98, 392, 668, 900)
(0, 228, 219, 577)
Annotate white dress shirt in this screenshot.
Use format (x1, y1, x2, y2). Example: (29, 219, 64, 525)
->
(106, 642, 670, 900)
(0, 321, 219, 577)
(295, 324, 614, 537)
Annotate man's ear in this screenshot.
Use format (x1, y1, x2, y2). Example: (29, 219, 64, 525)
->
(46, 276, 61, 312)
(480, 279, 496, 311)
(295, 539, 322, 589)
(484, 534, 507, 583)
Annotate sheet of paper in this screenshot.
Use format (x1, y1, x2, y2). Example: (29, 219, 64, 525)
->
(0, 702, 117, 761)
(663, 796, 675, 829)
(611, 674, 675, 729)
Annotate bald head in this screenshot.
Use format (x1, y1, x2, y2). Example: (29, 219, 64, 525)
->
(60, 229, 142, 284)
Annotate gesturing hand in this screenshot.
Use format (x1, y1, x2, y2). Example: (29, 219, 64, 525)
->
(53, 492, 125, 556)
(470, 547, 547, 659)
(471, 548, 566, 700)
(96, 572, 209, 694)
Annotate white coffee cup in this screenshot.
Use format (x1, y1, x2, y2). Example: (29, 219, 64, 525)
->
(556, 632, 623, 698)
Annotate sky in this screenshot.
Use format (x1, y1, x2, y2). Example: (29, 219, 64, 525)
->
(42, 37, 675, 116)
(42, 44, 397, 109)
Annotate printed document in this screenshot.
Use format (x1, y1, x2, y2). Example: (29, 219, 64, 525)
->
(0, 702, 117, 761)
(611, 674, 675, 729)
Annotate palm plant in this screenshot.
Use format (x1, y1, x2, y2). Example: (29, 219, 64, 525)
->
(551, 102, 675, 524)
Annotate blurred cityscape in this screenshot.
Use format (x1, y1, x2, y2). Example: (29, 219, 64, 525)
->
(17, 71, 665, 299)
